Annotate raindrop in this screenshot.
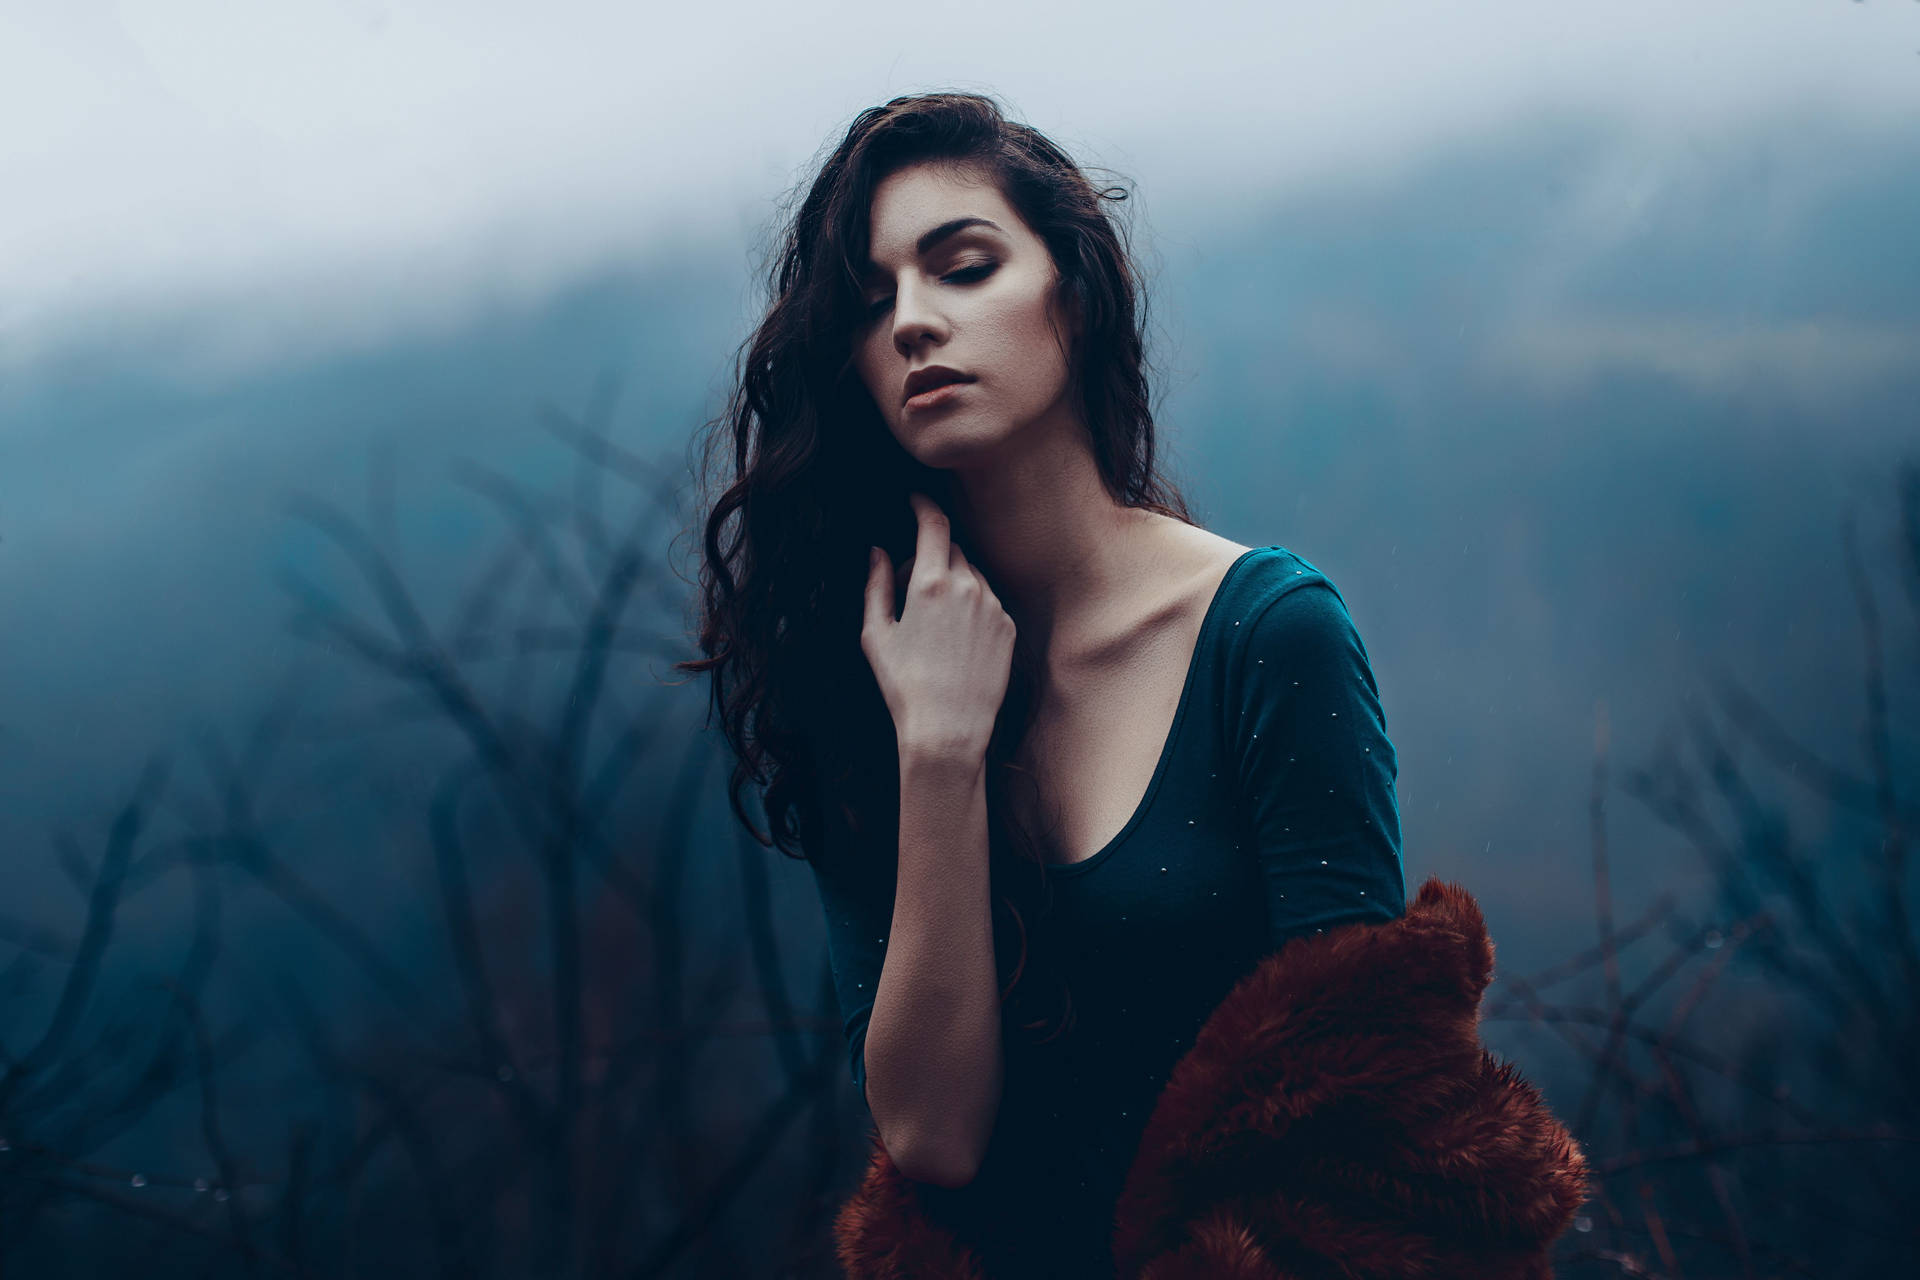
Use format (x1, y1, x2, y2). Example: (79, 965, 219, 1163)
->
(130, 1174, 147, 1188)
(214, 1188, 230, 1203)
(1359, 890, 1366, 896)
(1187, 819, 1195, 826)
(194, 1178, 209, 1193)
(1233, 620, 1240, 626)
(1160, 867, 1169, 873)
(0, 1138, 9, 1153)
(1294, 570, 1302, 575)
(1573, 1216, 1592, 1234)
(1320, 859, 1327, 865)
(1704, 930, 1724, 949)
(1330, 712, 1337, 717)
(1256, 659, 1263, 665)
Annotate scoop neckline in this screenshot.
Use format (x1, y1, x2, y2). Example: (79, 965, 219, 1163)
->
(1041, 544, 1279, 876)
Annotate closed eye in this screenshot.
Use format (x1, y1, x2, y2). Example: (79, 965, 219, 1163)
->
(864, 261, 997, 320)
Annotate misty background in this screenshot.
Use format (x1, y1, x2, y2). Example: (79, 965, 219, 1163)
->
(2, 2, 1916, 1276)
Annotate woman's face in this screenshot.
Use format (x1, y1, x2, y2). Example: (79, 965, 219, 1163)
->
(850, 161, 1079, 468)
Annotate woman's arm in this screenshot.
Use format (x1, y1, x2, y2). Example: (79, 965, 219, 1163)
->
(862, 747, 1003, 1188)
(807, 748, 1003, 1189)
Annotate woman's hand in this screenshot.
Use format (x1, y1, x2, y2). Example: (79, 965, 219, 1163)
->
(862, 492, 1017, 764)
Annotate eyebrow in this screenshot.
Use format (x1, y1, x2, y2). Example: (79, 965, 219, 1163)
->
(861, 217, 1005, 280)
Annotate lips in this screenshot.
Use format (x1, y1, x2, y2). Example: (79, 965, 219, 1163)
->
(902, 367, 973, 405)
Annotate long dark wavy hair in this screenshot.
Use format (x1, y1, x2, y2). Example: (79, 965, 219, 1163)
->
(675, 90, 1196, 1047)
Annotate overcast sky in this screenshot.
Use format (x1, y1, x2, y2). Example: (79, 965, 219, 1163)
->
(3, 0, 1915, 378)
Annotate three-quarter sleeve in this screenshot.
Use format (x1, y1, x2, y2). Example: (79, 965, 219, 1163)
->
(1229, 575, 1406, 948)
(805, 794, 895, 1109)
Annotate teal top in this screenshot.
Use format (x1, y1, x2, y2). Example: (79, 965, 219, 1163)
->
(807, 546, 1408, 1277)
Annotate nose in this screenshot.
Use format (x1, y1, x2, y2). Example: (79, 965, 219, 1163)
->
(891, 278, 948, 354)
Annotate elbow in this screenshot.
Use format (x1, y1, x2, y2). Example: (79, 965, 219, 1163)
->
(887, 1131, 982, 1189)
(899, 1148, 981, 1190)
(864, 1046, 999, 1189)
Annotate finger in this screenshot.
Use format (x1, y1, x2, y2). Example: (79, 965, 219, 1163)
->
(946, 539, 993, 601)
(962, 556, 993, 602)
(959, 558, 987, 598)
(863, 545, 896, 633)
(907, 492, 951, 584)
(894, 554, 916, 614)
(957, 542, 991, 591)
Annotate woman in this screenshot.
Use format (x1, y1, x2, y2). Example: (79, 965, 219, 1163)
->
(681, 92, 1586, 1278)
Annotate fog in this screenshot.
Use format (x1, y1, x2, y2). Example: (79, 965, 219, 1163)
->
(2, 3, 1915, 1274)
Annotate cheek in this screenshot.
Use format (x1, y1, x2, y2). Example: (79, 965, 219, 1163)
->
(995, 296, 1071, 390)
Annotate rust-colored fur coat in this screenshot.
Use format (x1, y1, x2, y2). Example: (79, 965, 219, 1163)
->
(832, 877, 1591, 1278)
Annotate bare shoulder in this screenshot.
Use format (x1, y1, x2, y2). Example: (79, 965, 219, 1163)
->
(1146, 514, 1254, 584)
(1132, 515, 1258, 636)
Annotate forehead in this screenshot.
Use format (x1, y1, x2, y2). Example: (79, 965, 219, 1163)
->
(865, 162, 1023, 257)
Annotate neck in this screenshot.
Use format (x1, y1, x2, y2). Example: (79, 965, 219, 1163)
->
(941, 414, 1169, 665)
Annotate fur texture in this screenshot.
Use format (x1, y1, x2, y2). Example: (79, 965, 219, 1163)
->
(831, 877, 1591, 1279)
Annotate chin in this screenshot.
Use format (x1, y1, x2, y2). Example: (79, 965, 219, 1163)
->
(898, 413, 1018, 467)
